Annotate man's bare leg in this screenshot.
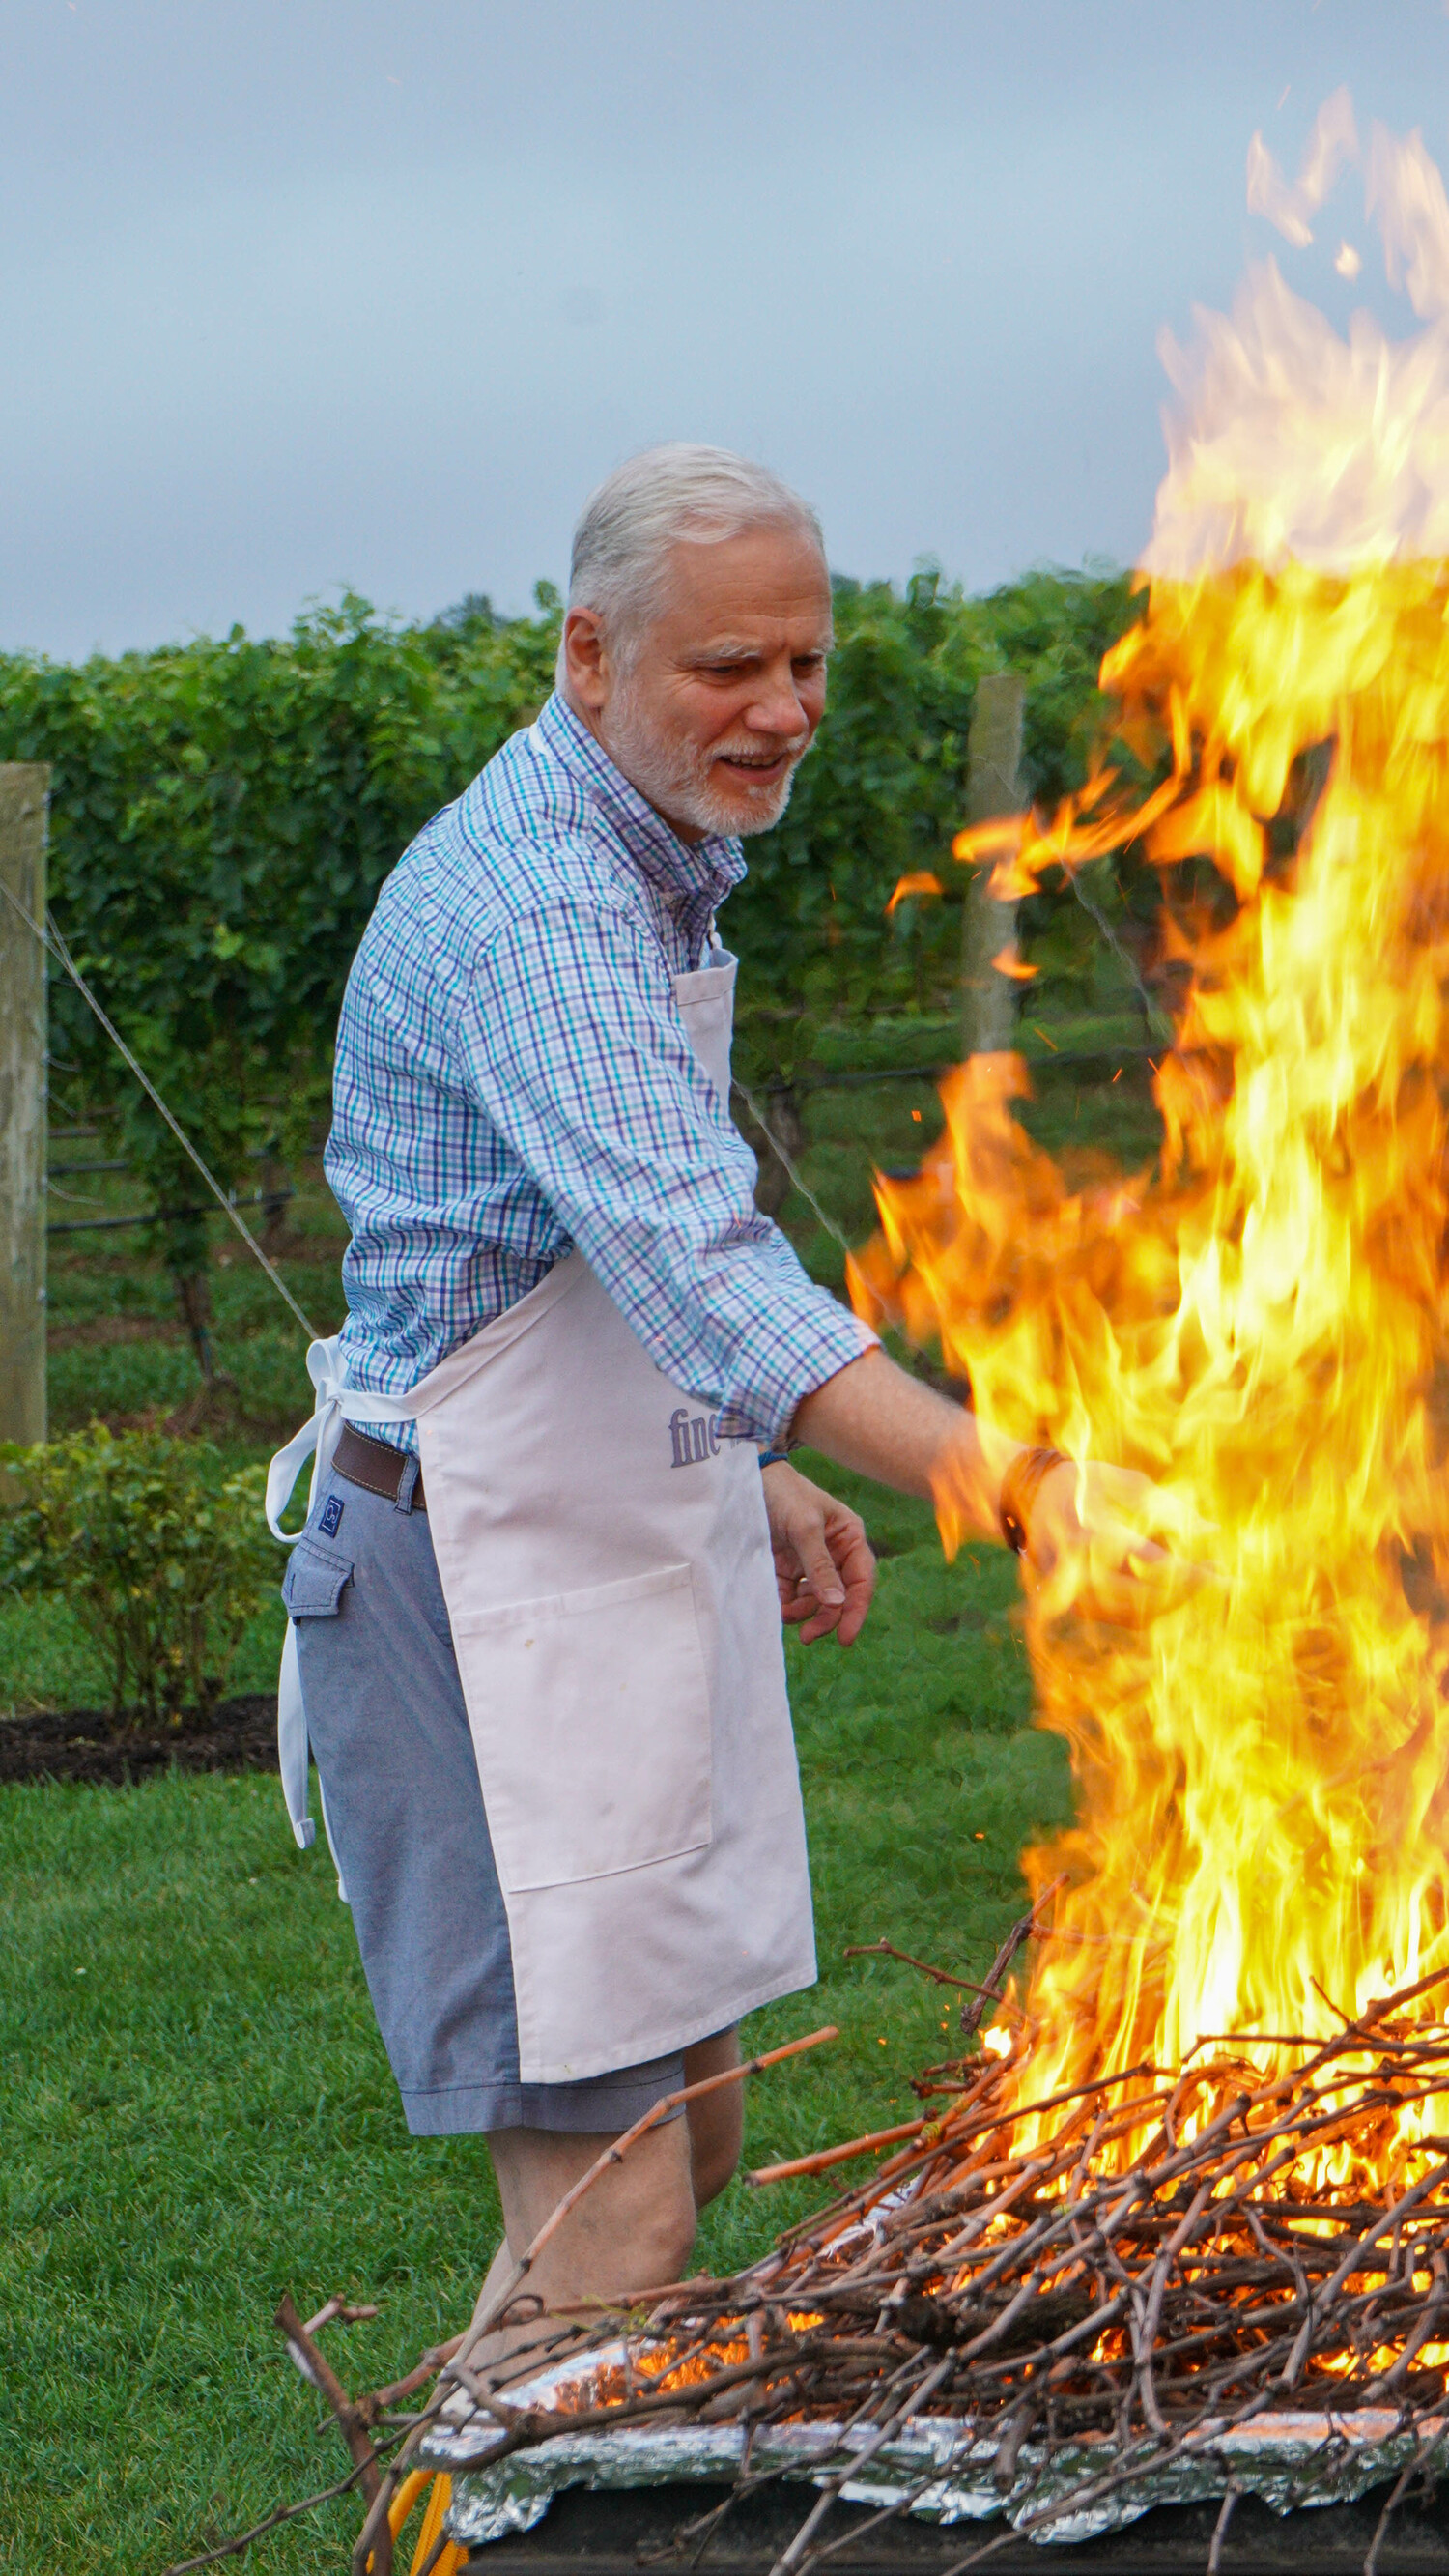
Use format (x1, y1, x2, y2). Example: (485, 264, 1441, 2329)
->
(683, 2026, 742, 2207)
(476, 2113, 698, 2381)
(472, 2036, 745, 2383)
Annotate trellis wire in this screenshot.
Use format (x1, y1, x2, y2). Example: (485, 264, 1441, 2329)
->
(0, 876, 319, 1341)
(46, 1188, 293, 1239)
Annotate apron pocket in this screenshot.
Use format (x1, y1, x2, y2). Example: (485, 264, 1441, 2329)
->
(450, 1562, 712, 1892)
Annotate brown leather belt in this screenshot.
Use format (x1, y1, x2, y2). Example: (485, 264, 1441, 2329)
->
(333, 1423, 427, 1511)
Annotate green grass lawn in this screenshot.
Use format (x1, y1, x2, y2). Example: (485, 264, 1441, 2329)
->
(0, 1031, 1147, 2571)
(0, 1463, 1068, 2576)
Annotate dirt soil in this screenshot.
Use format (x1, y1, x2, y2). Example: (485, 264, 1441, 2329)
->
(0, 1695, 278, 1788)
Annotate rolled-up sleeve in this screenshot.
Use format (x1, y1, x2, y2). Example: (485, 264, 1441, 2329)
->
(455, 898, 873, 1442)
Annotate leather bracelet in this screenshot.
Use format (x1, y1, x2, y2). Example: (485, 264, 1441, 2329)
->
(998, 1445, 1068, 1555)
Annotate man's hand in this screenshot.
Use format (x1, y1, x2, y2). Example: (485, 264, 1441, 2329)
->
(792, 1351, 1208, 1632)
(761, 1460, 875, 1646)
(1024, 1458, 1212, 1625)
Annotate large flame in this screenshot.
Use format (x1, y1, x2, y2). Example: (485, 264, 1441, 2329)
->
(852, 104, 1449, 2148)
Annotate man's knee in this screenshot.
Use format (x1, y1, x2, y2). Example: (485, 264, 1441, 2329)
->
(688, 2091, 743, 2205)
(691, 2132, 741, 2208)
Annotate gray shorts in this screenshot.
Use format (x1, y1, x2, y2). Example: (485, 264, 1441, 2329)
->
(281, 1460, 687, 2136)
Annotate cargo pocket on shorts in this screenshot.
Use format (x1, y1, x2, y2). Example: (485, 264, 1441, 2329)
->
(449, 1561, 712, 1892)
(281, 1536, 354, 1619)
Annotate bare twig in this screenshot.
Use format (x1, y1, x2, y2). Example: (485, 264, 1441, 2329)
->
(764, 2354, 955, 2576)
(843, 1940, 995, 1995)
(1206, 2480, 1238, 2573)
(274, 2294, 383, 2507)
(158, 2451, 388, 2575)
(301, 2296, 380, 2337)
(959, 1877, 1066, 2036)
(748, 2117, 927, 2186)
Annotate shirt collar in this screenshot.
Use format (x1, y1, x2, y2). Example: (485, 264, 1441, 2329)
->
(536, 691, 747, 911)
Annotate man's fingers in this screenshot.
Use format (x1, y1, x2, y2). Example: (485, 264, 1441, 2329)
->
(781, 1583, 828, 1628)
(1029, 1529, 1218, 1627)
(769, 1493, 876, 1648)
(829, 1524, 876, 1646)
(792, 1527, 846, 1612)
(834, 1586, 872, 1646)
(795, 1601, 843, 1643)
(829, 1517, 876, 1602)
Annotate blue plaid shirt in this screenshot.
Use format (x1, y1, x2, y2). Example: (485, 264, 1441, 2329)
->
(327, 691, 870, 1449)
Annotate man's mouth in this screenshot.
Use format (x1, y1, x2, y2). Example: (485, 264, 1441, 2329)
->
(715, 749, 796, 783)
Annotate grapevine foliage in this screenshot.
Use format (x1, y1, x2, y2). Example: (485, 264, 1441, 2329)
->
(0, 566, 1142, 1307)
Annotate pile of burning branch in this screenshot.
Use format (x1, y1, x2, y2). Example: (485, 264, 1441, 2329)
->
(526, 1984, 1449, 2442)
(161, 1960, 1449, 2576)
(388, 1961, 1449, 2566)
(186, 1949, 1449, 2576)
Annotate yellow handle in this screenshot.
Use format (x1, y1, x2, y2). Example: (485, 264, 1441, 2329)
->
(410, 2470, 464, 2575)
(366, 2470, 464, 2576)
(388, 2471, 432, 2538)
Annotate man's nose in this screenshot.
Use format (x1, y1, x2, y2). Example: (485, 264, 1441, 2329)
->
(744, 669, 811, 738)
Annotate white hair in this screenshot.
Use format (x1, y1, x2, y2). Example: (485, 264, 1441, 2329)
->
(563, 444, 825, 663)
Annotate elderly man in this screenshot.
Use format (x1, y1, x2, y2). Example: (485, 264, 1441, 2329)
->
(274, 444, 1166, 2349)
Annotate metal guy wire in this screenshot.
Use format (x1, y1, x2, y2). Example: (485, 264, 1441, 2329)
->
(730, 1073, 856, 1260)
(0, 874, 320, 1342)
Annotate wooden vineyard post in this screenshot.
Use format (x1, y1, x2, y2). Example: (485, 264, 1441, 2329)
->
(0, 765, 49, 1444)
(960, 672, 1026, 1057)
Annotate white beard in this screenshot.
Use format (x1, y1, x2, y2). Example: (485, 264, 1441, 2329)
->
(605, 688, 808, 839)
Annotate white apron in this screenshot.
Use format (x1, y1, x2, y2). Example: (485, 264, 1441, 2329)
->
(267, 947, 817, 2083)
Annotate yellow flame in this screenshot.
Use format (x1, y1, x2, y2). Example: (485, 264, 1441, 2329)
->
(851, 105, 1449, 2178)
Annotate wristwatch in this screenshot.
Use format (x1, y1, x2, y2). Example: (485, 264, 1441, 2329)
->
(998, 1445, 1067, 1555)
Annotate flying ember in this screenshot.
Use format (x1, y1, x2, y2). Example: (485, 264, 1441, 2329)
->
(853, 94, 1449, 2161)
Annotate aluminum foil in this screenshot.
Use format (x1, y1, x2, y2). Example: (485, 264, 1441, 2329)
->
(422, 2349, 1448, 2550)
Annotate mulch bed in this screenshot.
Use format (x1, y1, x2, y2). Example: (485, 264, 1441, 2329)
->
(0, 1694, 278, 1787)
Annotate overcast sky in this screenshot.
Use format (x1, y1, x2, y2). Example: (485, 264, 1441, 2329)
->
(0, 0, 1443, 659)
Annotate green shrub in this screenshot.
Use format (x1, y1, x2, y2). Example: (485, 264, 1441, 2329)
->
(0, 1427, 279, 1724)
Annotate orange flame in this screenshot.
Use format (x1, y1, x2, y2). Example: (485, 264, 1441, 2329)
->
(886, 871, 945, 915)
(852, 106, 1449, 2168)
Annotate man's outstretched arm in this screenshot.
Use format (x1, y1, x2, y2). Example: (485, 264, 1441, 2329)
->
(766, 1347, 1195, 1641)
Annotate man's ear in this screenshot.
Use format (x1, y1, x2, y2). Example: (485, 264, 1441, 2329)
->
(562, 608, 609, 713)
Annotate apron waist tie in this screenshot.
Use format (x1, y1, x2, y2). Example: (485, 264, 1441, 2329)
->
(267, 1336, 434, 1889)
